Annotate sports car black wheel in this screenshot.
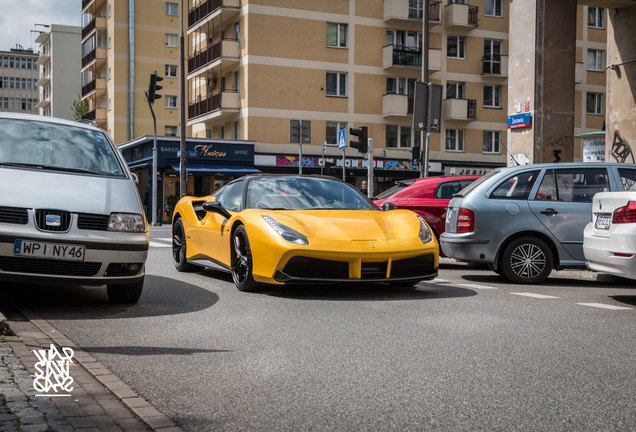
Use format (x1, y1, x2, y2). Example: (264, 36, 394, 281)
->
(500, 236, 553, 284)
(173, 218, 196, 272)
(231, 225, 258, 292)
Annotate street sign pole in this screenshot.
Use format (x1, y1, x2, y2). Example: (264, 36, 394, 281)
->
(321, 140, 327, 175)
(342, 151, 345, 181)
(148, 102, 159, 226)
(421, 0, 430, 178)
(298, 120, 303, 175)
(367, 138, 374, 198)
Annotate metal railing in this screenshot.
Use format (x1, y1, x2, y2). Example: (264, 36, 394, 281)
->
(390, 46, 422, 67)
(188, 39, 222, 72)
(467, 99, 476, 119)
(82, 0, 93, 10)
(81, 79, 96, 96)
(82, 109, 96, 121)
(468, 6, 479, 26)
(81, 49, 96, 67)
(188, 0, 222, 28)
(81, 18, 96, 39)
(188, 92, 221, 118)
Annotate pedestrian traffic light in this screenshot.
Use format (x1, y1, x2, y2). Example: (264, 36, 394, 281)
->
(146, 72, 163, 105)
(349, 126, 368, 154)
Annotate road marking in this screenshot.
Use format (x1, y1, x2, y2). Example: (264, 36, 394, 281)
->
(432, 278, 449, 283)
(149, 241, 172, 248)
(153, 237, 172, 243)
(577, 303, 632, 310)
(511, 292, 559, 299)
(457, 283, 498, 290)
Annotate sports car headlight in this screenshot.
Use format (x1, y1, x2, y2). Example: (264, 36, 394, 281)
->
(417, 216, 433, 244)
(262, 215, 309, 245)
(108, 213, 146, 232)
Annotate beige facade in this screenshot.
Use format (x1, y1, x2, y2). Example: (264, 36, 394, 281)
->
(0, 48, 39, 114)
(80, 0, 182, 143)
(35, 25, 81, 120)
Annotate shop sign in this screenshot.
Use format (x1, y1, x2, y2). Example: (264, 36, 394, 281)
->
(275, 155, 417, 171)
(583, 139, 605, 162)
(507, 113, 532, 129)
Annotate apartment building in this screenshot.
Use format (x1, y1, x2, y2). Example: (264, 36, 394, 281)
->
(0, 47, 39, 114)
(35, 25, 81, 120)
(80, 0, 182, 143)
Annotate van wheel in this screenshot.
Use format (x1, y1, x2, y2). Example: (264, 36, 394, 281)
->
(107, 277, 144, 303)
(500, 237, 553, 284)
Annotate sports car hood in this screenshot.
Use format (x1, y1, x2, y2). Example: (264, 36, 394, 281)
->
(0, 167, 142, 214)
(262, 210, 418, 241)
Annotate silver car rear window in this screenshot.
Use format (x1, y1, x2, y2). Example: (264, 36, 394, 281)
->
(0, 118, 124, 177)
(454, 170, 500, 197)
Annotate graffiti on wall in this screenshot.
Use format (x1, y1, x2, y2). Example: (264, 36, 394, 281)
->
(610, 131, 635, 163)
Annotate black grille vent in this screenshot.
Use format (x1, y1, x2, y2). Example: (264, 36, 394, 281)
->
(361, 261, 388, 279)
(0, 206, 28, 225)
(391, 254, 435, 278)
(104, 263, 143, 277)
(282, 257, 349, 279)
(77, 213, 110, 231)
(35, 209, 71, 232)
(0, 257, 101, 276)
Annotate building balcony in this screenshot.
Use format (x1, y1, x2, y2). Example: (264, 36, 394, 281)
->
(443, 98, 476, 121)
(36, 98, 50, 110)
(383, 93, 414, 118)
(481, 54, 508, 80)
(36, 76, 50, 87)
(81, 47, 106, 70)
(575, 61, 585, 84)
(35, 53, 50, 66)
(187, 39, 240, 77)
(444, 3, 479, 31)
(383, 46, 441, 73)
(81, 17, 106, 42)
(81, 0, 105, 14)
(187, 91, 240, 124)
(188, 0, 240, 31)
(428, 48, 441, 71)
(82, 108, 106, 122)
(383, 0, 441, 25)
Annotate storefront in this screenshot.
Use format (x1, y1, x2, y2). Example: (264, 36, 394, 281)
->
(120, 136, 258, 224)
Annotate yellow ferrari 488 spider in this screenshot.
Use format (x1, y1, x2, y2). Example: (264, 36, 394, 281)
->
(172, 175, 438, 291)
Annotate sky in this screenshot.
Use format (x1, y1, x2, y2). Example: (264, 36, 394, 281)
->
(0, 0, 81, 52)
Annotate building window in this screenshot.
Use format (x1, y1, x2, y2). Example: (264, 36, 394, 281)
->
(586, 92, 603, 115)
(386, 125, 414, 148)
(232, 121, 239, 140)
(386, 77, 416, 96)
(446, 129, 464, 152)
(587, 49, 604, 71)
(484, 0, 502, 17)
(326, 72, 347, 97)
(387, 30, 421, 50)
(446, 81, 465, 99)
(165, 64, 178, 77)
(165, 125, 177, 136)
(165, 34, 178, 47)
(408, 0, 423, 19)
(165, 2, 179, 16)
(483, 131, 501, 154)
(326, 23, 347, 48)
(166, 95, 178, 108)
(447, 35, 465, 59)
(326, 121, 348, 145)
(483, 85, 502, 108)
(587, 7, 604, 28)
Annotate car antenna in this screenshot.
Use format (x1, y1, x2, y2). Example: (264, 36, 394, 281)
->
(497, 138, 520, 166)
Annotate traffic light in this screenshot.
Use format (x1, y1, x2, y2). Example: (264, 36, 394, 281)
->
(349, 126, 368, 154)
(146, 72, 164, 105)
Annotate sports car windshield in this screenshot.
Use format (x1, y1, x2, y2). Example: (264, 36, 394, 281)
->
(0, 119, 124, 176)
(246, 177, 377, 210)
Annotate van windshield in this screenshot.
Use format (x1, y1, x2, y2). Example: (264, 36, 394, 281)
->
(0, 119, 124, 177)
(454, 170, 500, 197)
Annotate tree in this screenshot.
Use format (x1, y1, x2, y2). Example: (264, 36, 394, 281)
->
(71, 96, 90, 120)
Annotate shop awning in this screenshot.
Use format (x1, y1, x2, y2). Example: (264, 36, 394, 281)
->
(168, 162, 261, 177)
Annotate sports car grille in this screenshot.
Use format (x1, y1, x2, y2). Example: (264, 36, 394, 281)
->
(77, 213, 110, 231)
(35, 209, 71, 232)
(390, 254, 434, 278)
(361, 262, 388, 279)
(0, 257, 101, 276)
(0, 206, 28, 224)
(282, 257, 349, 279)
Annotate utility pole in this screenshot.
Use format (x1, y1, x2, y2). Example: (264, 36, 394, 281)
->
(420, 0, 430, 178)
(179, 0, 187, 197)
(299, 120, 303, 175)
(367, 138, 374, 198)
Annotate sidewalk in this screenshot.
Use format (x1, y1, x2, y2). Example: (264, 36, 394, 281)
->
(0, 307, 182, 432)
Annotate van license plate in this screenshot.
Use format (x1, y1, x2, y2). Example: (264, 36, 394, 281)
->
(594, 214, 611, 230)
(13, 240, 86, 261)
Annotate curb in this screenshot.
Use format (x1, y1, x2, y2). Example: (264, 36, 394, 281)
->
(1, 299, 183, 432)
(0, 311, 10, 335)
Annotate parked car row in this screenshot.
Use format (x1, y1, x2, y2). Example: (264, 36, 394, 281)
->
(440, 162, 636, 284)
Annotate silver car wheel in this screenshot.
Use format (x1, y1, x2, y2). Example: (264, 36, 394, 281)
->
(509, 243, 546, 280)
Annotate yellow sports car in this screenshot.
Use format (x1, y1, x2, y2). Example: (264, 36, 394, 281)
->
(172, 175, 438, 291)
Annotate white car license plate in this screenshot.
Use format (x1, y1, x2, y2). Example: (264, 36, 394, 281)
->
(13, 240, 86, 262)
(594, 214, 611, 230)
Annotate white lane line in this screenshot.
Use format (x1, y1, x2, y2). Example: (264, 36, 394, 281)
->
(149, 241, 172, 248)
(153, 237, 172, 243)
(511, 292, 559, 299)
(577, 303, 632, 310)
(432, 278, 450, 283)
(457, 283, 499, 290)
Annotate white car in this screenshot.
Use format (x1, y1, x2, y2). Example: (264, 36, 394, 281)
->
(583, 191, 636, 280)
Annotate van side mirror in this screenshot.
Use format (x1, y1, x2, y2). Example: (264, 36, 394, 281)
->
(202, 201, 232, 219)
(382, 202, 398, 211)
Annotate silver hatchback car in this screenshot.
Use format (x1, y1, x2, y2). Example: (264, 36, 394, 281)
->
(0, 113, 149, 302)
(441, 162, 636, 284)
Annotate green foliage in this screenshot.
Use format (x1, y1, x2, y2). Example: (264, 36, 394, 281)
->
(71, 95, 90, 120)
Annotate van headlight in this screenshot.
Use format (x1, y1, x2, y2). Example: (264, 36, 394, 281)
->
(262, 215, 309, 245)
(108, 213, 146, 232)
(417, 216, 433, 244)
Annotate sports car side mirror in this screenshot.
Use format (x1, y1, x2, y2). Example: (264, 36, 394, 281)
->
(203, 201, 232, 219)
(383, 202, 398, 211)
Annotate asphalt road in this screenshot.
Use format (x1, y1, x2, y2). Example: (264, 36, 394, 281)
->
(3, 226, 635, 431)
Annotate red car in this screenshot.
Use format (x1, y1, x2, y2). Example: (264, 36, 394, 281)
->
(374, 176, 480, 241)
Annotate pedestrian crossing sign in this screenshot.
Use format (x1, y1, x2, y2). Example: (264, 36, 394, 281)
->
(338, 129, 346, 150)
